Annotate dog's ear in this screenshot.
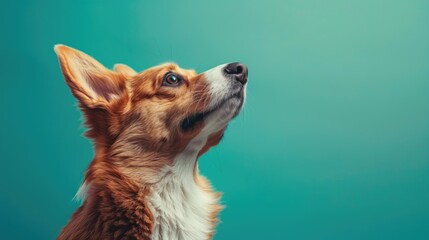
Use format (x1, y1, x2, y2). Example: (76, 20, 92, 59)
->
(54, 44, 127, 109)
(114, 63, 137, 78)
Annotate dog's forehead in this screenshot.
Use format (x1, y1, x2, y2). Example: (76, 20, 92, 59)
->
(140, 63, 197, 78)
(168, 63, 198, 77)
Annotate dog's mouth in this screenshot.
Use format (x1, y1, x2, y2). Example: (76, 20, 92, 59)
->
(181, 91, 244, 132)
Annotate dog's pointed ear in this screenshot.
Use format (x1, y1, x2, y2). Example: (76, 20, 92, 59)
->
(54, 44, 126, 109)
(114, 63, 137, 78)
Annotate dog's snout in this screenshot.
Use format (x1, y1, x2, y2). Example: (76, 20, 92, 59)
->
(224, 62, 248, 84)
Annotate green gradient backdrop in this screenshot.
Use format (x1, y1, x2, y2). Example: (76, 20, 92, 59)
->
(1, 0, 429, 239)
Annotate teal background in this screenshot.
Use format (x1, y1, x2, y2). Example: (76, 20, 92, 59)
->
(1, 0, 428, 239)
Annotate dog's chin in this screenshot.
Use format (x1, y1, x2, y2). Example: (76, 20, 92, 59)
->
(181, 91, 245, 132)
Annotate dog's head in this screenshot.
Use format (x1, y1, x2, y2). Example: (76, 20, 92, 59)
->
(54, 45, 247, 173)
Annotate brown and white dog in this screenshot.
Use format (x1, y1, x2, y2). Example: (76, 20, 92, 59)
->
(54, 45, 247, 240)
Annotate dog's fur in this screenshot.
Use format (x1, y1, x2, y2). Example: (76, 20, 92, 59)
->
(54, 45, 247, 240)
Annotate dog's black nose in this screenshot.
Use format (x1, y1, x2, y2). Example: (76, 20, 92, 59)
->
(224, 62, 248, 84)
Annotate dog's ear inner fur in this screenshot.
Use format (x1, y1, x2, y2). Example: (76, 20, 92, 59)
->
(54, 44, 127, 109)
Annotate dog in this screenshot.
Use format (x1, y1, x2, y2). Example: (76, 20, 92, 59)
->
(54, 45, 247, 240)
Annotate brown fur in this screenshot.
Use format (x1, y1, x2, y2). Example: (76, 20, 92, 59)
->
(55, 45, 225, 240)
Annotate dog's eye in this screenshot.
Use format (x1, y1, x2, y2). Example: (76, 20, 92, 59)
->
(162, 72, 183, 87)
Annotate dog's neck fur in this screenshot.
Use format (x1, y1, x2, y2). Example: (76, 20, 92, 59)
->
(58, 134, 222, 240)
(149, 134, 221, 240)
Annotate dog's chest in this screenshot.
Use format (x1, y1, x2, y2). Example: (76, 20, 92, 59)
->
(148, 171, 215, 240)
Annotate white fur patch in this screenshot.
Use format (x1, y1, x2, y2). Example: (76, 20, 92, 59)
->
(149, 134, 215, 240)
(73, 181, 89, 203)
(201, 64, 230, 109)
